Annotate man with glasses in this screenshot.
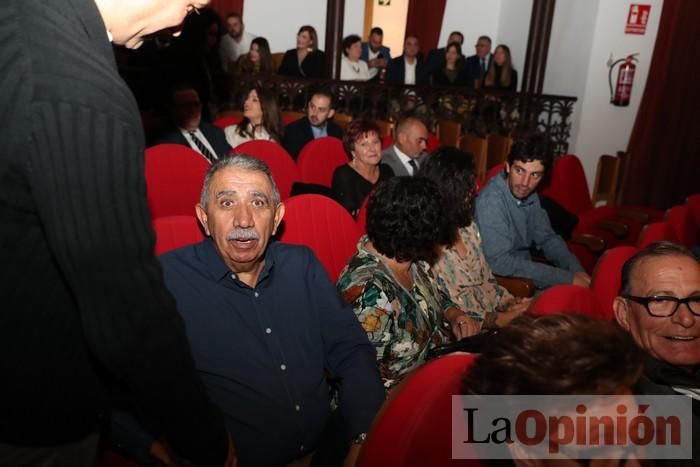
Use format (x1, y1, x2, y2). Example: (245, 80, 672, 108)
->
(613, 241, 699, 467)
(465, 35, 493, 88)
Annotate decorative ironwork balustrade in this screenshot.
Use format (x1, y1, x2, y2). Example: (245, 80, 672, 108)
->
(228, 76, 577, 154)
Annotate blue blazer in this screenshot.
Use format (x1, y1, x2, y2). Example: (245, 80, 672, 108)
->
(361, 43, 391, 63)
(465, 53, 494, 89)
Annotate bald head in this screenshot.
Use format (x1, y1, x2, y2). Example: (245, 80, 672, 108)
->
(395, 117, 428, 159)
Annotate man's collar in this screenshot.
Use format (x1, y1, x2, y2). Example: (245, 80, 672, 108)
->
(197, 238, 276, 285)
(393, 144, 414, 164)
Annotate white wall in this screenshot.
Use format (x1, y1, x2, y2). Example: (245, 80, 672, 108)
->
(343, 0, 366, 38)
(244, 0, 327, 53)
(496, 0, 533, 91)
(546, 0, 663, 189)
(439, 0, 502, 53)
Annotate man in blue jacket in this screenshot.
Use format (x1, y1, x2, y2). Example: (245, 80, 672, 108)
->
(361, 27, 391, 81)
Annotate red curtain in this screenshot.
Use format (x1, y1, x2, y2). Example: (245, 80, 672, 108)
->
(207, 0, 244, 20)
(621, 1, 700, 209)
(405, 0, 447, 53)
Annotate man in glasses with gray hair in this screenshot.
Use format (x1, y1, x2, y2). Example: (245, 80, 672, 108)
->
(614, 241, 699, 467)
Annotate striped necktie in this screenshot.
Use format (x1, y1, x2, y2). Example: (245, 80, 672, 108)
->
(188, 130, 217, 163)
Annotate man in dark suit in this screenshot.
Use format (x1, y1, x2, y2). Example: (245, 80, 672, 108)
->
(361, 27, 391, 81)
(425, 31, 465, 78)
(381, 117, 429, 176)
(282, 88, 343, 160)
(465, 35, 494, 89)
(386, 35, 428, 85)
(156, 85, 231, 162)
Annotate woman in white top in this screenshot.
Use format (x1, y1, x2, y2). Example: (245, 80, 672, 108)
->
(340, 34, 369, 81)
(224, 86, 283, 148)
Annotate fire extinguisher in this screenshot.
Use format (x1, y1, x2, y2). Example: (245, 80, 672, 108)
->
(608, 53, 638, 106)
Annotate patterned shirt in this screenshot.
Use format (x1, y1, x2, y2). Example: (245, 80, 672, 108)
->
(337, 237, 468, 388)
(432, 223, 514, 329)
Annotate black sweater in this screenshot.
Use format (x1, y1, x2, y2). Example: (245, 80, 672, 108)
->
(0, 1, 227, 465)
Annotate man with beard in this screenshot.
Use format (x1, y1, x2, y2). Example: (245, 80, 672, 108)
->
(475, 135, 590, 289)
(218, 12, 256, 72)
(282, 87, 343, 160)
(157, 155, 385, 466)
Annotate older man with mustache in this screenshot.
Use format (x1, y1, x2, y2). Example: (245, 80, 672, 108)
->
(157, 155, 384, 467)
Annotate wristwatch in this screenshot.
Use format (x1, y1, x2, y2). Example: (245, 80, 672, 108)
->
(351, 432, 367, 445)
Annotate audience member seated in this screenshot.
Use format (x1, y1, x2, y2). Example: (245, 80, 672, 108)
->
(218, 12, 256, 73)
(337, 176, 480, 389)
(282, 87, 343, 160)
(482, 44, 518, 91)
(475, 135, 590, 289)
(431, 42, 470, 87)
(157, 155, 385, 466)
(340, 34, 370, 81)
(277, 25, 326, 79)
(332, 119, 394, 217)
(232, 36, 273, 78)
(425, 31, 465, 79)
(155, 84, 231, 161)
(381, 116, 429, 176)
(421, 147, 531, 330)
(613, 242, 699, 467)
(361, 27, 391, 81)
(465, 35, 493, 88)
(224, 85, 282, 148)
(386, 34, 427, 86)
(464, 313, 645, 465)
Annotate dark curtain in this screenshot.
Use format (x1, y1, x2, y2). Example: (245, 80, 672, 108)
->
(621, 0, 700, 209)
(405, 0, 447, 53)
(208, 0, 245, 19)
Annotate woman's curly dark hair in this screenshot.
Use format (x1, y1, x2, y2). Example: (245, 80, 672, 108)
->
(342, 118, 381, 158)
(366, 176, 448, 263)
(419, 146, 477, 242)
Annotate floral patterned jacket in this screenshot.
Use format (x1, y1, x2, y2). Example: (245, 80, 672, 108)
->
(337, 236, 475, 388)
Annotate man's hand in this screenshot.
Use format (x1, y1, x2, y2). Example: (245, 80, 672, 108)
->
(343, 443, 362, 467)
(445, 307, 480, 340)
(368, 58, 388, 68)
(572, 271, 591, 288)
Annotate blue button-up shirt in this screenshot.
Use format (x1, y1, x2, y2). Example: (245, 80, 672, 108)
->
(475, 172, 584, 288)
(159, 239, 384, 466)
(310, 124, 328, 139)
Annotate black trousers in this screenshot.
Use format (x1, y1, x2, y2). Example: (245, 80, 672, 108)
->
(0, 432, 99, 467)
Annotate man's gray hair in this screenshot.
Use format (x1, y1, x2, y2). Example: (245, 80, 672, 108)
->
(199, 155, 281, 209)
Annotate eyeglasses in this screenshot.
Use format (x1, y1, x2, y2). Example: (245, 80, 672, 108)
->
(624, 295, 700, 317)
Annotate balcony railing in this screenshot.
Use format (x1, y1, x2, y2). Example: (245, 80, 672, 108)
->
(229, 76, 577, 154)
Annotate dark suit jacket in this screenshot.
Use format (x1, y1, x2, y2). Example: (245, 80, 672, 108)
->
(278, 49, 326, 79)
(156, 121, 232, 159)
(465, 53, 494, 88)
(282, 117, 343, 160)
(385, 55, 428, 85)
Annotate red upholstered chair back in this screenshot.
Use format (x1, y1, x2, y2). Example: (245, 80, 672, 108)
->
(381, 134, 393, 150)
(144, 144, 210, 220)
(638, 222, 677, 248)
(540, 155, 593, 215)
(278, 194, 361, 282)
(232, 141, 298, 200)
(529, 285, 605, 319)
(590, 246, 639, 320)
(296, 137, 348, 188)
(152, 216, 205, 256)
(426, 132, 442, 153)
(212, 114, 243, 129)
(358, 354, 482, 467)
(686, 194, 700, 226)
(484, 162, 507, 185)
(665, 205, 696, 248)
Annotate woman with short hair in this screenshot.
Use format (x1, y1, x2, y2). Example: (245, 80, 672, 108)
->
(337, 176, 480, 389)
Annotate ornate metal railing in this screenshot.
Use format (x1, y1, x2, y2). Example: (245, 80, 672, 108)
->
(228, 76, 577, 153)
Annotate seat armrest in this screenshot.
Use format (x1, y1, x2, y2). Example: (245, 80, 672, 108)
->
(597, 220, 629, 239)
(495, 275, 536, 298)
(570, 233, 606, 254)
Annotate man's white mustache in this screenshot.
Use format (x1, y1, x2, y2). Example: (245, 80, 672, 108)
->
(226, 228, 260, 241)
